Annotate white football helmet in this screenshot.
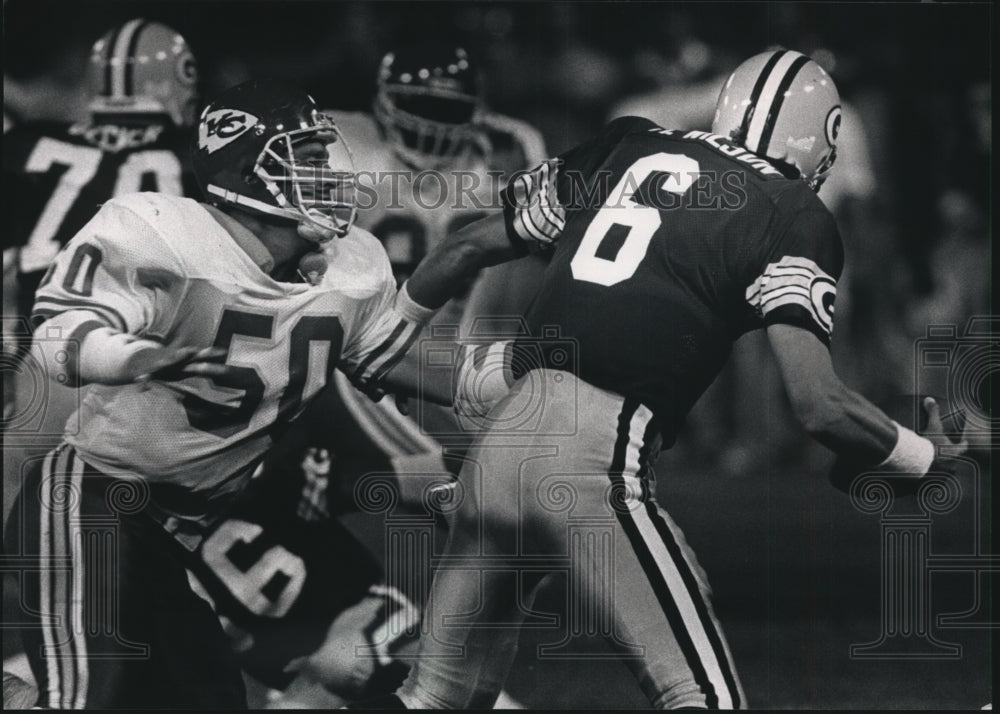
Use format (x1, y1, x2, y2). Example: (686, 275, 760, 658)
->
(712, 49, 841, 190)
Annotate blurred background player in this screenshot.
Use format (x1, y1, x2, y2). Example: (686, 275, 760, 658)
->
(3, 18, 199, 349)
(2, 19, 199, 428)
(309, 42, 547, 476)
(183, 459, 420, 709)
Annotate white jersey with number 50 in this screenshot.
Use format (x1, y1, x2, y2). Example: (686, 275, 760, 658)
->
(32, 192, 417, 525)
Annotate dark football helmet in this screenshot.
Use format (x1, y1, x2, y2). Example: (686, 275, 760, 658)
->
(374, 45, 484, 169)
(193, 79, 357, 238)
(87, 19, 199, 127)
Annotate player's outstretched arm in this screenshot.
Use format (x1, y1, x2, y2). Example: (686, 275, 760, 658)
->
(405, 212, 522, 311)
(767, 323, 967, 481)
(32, 311, 232, 386)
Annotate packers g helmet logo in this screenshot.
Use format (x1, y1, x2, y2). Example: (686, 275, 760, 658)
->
(825, 105, 843, 146)
(177, 53, 198, 86)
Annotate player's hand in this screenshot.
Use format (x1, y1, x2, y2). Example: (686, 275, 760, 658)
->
(123, 344, 231, 384)
(922, 396, 973, 467)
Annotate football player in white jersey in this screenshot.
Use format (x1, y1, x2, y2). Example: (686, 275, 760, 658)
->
(232, 45, 548, 707)
(4, 78, 524, 710)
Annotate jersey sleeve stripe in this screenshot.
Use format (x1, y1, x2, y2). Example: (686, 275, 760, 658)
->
(349, 321, 407, 383)
(760, 285, 811, 304)
(519, 208, 558, 243)
(759, 292, 814, 314)
(534, 162, 567, 230)
(746, 255, 837, 339)
(504, 162, 565, 249)
(369, 323, 423, 385)
(514, 205, 554, 246)
(760, 278, 812, 297)
(31, 297, 128, 332)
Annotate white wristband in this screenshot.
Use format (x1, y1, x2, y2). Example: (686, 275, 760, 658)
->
(877, 421, 935, 477)
(394, 281, 440, 324)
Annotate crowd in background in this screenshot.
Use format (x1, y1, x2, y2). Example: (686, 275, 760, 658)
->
(4, 1, 991, 475)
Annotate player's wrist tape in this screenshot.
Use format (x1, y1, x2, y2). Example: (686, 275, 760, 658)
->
(877, 421, 935, 477)
(395, 281, 439, 324)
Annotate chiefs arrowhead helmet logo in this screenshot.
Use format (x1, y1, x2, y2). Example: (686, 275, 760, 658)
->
(198, 109, 259, 154)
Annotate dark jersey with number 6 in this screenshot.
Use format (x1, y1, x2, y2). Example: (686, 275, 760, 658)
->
(3, 120, 197, 337)
(502, 116, 844, 445)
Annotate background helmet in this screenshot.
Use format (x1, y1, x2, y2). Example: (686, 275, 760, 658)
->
(712, 49, 841, 190)
(87, 19, 199, 127)
(193, 78, 357, 237)
(374, 45, 484, 169)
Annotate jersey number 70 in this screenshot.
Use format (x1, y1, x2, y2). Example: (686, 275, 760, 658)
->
(571, 153, 699, 287)
(20, 137, 183, 273)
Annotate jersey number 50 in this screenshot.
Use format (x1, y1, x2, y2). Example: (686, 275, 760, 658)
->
(570, 153, 699, 287)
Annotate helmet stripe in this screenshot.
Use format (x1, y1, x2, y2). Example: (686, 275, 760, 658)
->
(123, 20, 149, 97)
(745, 50, 805, 154)
(110, 19, 144, 98)
(737, 50, 786, 143)
(757, 55, 811, 158)
(101, 26, 123, 97)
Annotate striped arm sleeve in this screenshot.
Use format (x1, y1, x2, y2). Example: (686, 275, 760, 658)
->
(746, 255, 838, 343)
(501, 159, 567, 253)
(31, 201, 184, 335)
(341, 281, 437, 400)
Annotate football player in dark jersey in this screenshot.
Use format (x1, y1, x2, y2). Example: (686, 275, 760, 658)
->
(2, 19, 199, 433)
(3, 19, 200, 340)
(377, 49, 970, 709)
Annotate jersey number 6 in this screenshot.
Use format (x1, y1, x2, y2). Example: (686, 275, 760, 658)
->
(570, 153, 699, 287)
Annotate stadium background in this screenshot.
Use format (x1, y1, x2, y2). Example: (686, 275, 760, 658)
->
(2, 1, 992, 708)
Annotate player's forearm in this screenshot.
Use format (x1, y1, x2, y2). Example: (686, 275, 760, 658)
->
(31, 310, 128, 386)
(768, 323, 935, 477)
(31, 310, 211, 386)
(379, 350, 454, 406)
(798, 385, 902, 465)
(406, 213, 520, 310)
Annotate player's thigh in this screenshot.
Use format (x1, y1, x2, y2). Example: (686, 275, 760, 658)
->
(456, 371, 626, 545)
(9, 449, 245, 708)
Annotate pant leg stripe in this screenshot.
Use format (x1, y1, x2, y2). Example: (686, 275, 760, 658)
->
(606, 400, 720, 709)
(645, 503, 743, 709)
(45, 445, 78, 708)
(55, 446, 79, 709)
(68, 450, 89, 708)
(626, 500, 731, 708)
(38, 448, 59, 708)
(624, 407, 733, 708)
